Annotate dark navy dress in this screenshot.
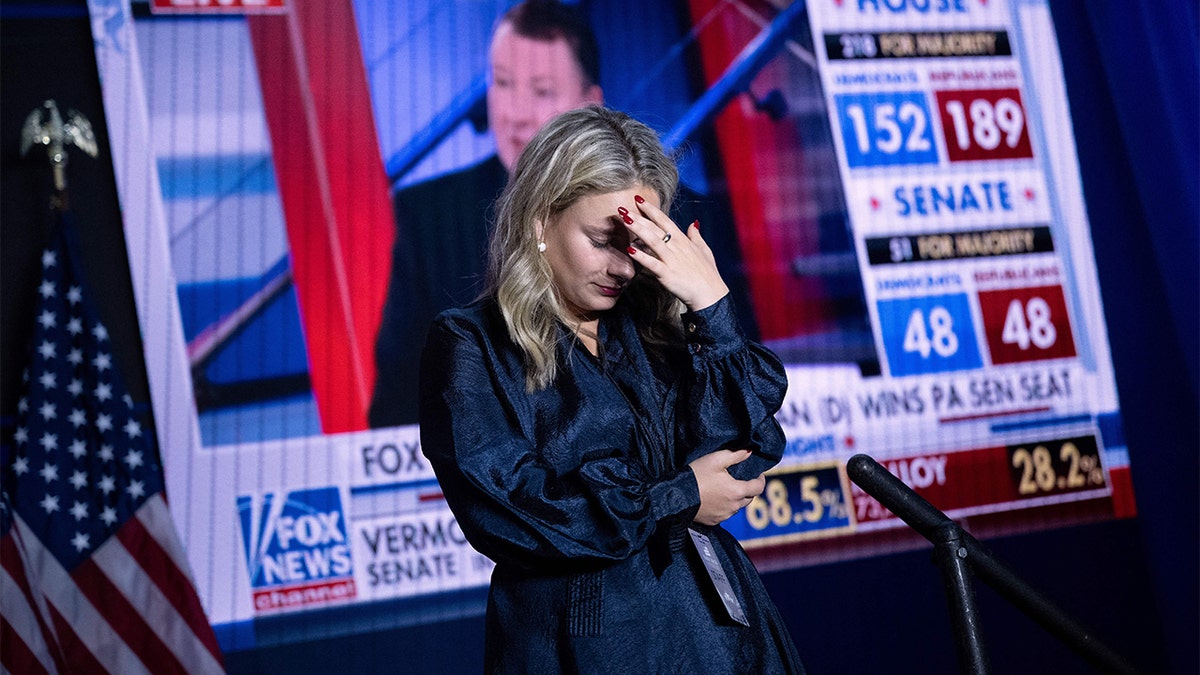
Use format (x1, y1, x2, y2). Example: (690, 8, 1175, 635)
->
(419, 294, 804, 674)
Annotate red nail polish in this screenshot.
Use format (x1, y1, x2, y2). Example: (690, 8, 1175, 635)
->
(626, 246, 636, 255)
(622, 215, 634, 224)
(691, 219, 700, 231)
(617, 206, 629, 215)
(634, 195, 645, 204)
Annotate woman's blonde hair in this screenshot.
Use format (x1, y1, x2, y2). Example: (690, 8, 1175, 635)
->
(486, 105, 681, 391)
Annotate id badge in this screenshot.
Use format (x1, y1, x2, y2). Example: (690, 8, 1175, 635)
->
(688, 528, 750, 627)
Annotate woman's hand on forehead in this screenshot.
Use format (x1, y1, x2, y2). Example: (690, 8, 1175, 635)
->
(621, 195, 729, 312)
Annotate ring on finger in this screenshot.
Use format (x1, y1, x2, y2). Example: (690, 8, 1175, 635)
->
(661, 232, 672, 243)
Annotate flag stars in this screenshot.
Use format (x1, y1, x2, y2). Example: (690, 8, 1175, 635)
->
(98, 475, 116, 494)
(67, 286, 82, 304)
(96, 414, 113, 432)
(42, 250, 57, 268)
(70, 469, 88, 489)
(100, 506, 117, 526)
(39, 432, 58, 452)
(71, 532, 90, 552)
(14, 426, 28, 446)
(39, 280, 56, 298)
(12, 456, 29, 476)
(38, 310, 56, 329)
(68, 378, 83, 395)
(18, 397, 29, 413)
(124, 419, 142, 439)
(39, 494, 60, 514)
(67, 317, 83, 335)
(95, 382, 113, 402)
(93, 323, 109, 342)
(69, 439, 87, 459)
(93, 352, 112, 372)
(70, 501, 89, 521)
(124, 449, 144, 470)
(98, 445, 114, 462)
(39, 372, 58, 391)
(38, 341, 58, 361)
(127, 480, 145, 500)
(39, 463, 59, 483)
(39, 402, 57, 421)
(69, 409, 87, 427)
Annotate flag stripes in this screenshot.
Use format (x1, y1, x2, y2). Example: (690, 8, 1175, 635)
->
(6, 505, 227, 674)
(1, 614, 53, 675)
(116, 503, 225, 664)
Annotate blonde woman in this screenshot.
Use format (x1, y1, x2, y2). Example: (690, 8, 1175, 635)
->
(419, 106, 804, 673)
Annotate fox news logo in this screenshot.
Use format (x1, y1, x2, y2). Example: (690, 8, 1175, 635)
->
(237, 487, 357, 611)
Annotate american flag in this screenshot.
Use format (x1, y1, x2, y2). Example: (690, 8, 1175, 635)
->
(1, 213, 224, 674)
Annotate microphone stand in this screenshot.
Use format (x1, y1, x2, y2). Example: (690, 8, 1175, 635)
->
(846, 454, 1141, 675)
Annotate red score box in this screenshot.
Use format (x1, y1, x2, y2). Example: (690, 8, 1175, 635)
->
(978, 285, 1077, 365)
(852, 447, 1020, 524)
(851, 437, 1106, 525)
(935, 88, 1034, 162)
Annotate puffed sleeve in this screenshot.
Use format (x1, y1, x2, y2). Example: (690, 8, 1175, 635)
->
(419, 311, 700, 572)
(677, 295, 789, 481)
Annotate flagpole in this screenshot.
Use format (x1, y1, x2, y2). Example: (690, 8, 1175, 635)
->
(20, 99, 99, 210)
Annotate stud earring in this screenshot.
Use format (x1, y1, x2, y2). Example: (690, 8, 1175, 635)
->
(537, 241, 547, 252)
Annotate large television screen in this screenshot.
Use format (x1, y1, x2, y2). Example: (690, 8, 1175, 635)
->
(91, 0, 1131, 651)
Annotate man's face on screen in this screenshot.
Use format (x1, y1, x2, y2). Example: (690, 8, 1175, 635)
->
(488, 22, 603, 173)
